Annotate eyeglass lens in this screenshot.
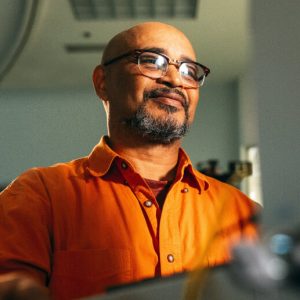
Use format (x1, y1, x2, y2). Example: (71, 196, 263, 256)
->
(137, 52, 205, 87)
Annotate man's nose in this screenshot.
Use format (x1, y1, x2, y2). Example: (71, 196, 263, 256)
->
(157, 65, 183, 87)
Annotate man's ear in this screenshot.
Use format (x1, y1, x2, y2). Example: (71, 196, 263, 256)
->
(93, 65, 108, 101)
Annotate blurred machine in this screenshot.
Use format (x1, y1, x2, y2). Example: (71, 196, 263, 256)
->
(197, 159, 252, 188)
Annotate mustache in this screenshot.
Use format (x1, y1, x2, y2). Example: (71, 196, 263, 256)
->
(143, 88, 188, 109)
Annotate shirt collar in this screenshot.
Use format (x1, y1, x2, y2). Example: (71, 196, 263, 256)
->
(86, 136, 209, 192)
(176, 148, 209, 193)
(86, 136, 120, 177)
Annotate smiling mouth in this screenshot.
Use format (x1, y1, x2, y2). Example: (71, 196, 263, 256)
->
(144, 88, 187, 109)
(153, 96, 184, 110)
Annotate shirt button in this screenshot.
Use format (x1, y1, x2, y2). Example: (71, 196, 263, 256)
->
(167, 254, 175, 263)
(121, 162, 128, 169)
(182, 188, 189, 193)
(144, 200, 153, 208)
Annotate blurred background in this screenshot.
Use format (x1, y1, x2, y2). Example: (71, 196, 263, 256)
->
(0, 0, 299, 230)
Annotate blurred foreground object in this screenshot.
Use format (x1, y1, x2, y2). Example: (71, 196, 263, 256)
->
(0, 273, 49, 300)
(88, 227, 300, 300)
(231, 226, 300, 292)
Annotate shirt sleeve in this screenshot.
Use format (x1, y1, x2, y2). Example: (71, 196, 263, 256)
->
(0, 169, 52, 285)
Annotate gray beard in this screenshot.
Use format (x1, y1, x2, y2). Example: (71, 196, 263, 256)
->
(125, 93, 190, 145)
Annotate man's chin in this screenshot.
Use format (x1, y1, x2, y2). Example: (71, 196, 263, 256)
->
(137, 117, 189, 144)
(145, 104, 187, 126)
(124, 100, 190, 144)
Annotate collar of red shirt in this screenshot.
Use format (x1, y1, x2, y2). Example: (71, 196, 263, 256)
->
(86, 136, 209, 193)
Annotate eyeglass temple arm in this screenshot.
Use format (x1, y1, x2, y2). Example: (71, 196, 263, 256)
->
(103, 51, 133, 66)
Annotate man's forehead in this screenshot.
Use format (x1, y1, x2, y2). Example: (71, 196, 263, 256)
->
(102, 22, 196, 63)
(137, 47, 197, 63)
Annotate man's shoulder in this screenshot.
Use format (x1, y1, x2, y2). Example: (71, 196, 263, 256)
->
(37, 156, 88, 176)
(2, 156, 89, 195)
(23, 156, 88, 178)
(192, 169, 261, 226)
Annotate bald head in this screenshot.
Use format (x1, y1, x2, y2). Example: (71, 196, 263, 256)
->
(101, 22, 196, 64)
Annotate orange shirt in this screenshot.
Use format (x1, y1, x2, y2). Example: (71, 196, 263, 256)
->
(0, 136, 258, 299)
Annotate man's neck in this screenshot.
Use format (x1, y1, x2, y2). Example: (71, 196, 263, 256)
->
(107, 135, 181, 181)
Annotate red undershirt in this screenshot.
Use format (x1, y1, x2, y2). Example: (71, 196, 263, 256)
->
(145, 178, 171, 208)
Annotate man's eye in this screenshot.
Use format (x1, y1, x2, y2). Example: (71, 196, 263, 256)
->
(140, 54, 158, 64)
(180, 63, 198, 80)
(140, 53, 166, 68)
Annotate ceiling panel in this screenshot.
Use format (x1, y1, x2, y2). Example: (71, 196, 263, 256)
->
(0, 0, 251, 90)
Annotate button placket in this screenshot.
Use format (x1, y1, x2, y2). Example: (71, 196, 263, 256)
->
(134, 185, 159, 236)
(118, 160, 159, 238)
(158, 186, 183, 274)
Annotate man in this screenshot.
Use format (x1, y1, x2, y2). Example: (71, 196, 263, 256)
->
(0, 22, 258, 299)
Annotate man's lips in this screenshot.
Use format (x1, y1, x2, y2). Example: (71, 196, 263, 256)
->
(150, 91, 186, 107)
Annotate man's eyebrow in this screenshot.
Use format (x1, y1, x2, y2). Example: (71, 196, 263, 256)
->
(140, 47, 197, 63)
(141, 47, 165, 54)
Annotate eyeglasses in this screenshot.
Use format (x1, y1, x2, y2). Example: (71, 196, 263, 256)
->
(103, 49, 210, 88)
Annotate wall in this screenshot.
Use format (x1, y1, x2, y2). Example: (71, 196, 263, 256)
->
(0, 88, 105, 185)
(0, 82, 239, 186)
(183, 81, 239, 171)
(250, 1, 300, 229)
(238, 72, 258, 147)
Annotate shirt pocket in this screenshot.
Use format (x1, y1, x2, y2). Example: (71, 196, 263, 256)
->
(49, 248, 132, 299)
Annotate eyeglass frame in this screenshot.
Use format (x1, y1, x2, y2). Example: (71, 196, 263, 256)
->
(103, 48, 211, 87)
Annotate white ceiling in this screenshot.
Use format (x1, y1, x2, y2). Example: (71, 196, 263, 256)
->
(0, 0, 251, 90)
